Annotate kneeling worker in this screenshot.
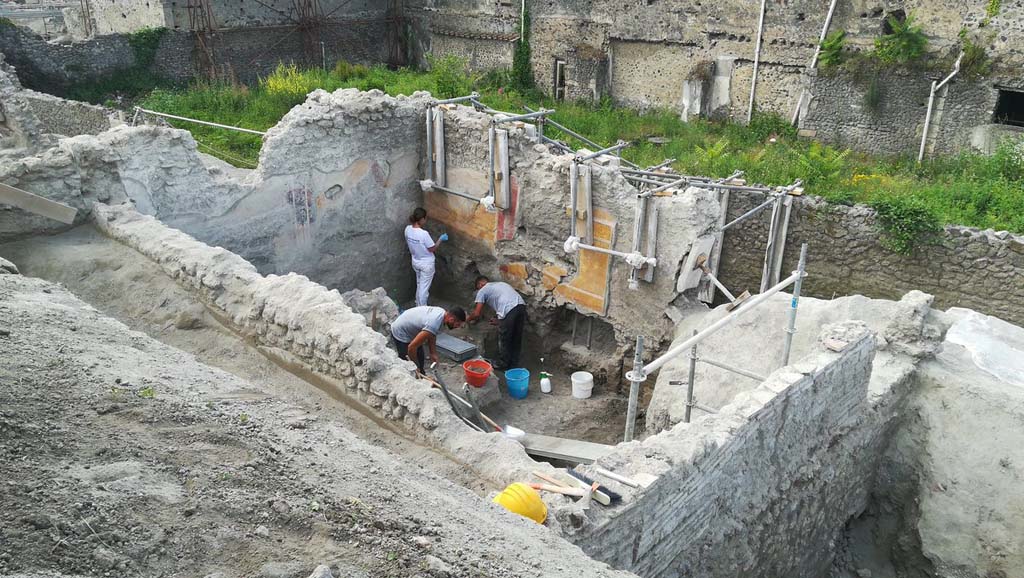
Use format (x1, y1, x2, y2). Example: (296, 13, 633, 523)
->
(391, 305, 466, 373)
(466, 276, 526, 370)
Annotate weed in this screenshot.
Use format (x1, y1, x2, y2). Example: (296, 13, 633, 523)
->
(793, 142, 851, 187)
(818, 30, 847, 68)
(238, 413, 249, 424)
(126, 27, 167, 67)
(137, 386, 156, 399)
(871, 195, 941, 254)
(959, 31, 993, 79)
(986, 0, 1001, 19)
(511, 3, 534, 92)
(874, 12, 928, 64)
(332, 59, 369, 81)
(428, 54, 470, 99)
(863, 75, 883, 113)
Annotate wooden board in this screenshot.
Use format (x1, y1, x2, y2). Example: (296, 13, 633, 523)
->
(0, 182, 77, 224)
(521, 433, 614, 464)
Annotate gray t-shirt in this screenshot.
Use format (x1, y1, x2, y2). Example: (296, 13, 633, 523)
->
(391, 306, 446, 343)
(475, 282, 525, 319)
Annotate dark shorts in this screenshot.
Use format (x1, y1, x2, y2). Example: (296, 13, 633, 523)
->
(393, 335, 426, 373)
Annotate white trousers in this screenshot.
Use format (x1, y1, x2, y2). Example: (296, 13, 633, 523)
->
(412, 259, 435, 307)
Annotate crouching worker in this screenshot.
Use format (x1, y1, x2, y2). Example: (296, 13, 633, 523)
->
(391, 305, 466, 373)
(466, 276, 526, 370)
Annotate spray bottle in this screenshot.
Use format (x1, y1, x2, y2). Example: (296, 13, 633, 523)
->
(539, 357, 552, 394)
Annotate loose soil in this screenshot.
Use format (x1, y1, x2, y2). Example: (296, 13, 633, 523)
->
(0, 269, 633, 578)
(0, 226, 487, 493)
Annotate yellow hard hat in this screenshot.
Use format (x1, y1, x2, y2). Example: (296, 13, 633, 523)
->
(492, 482, 547, 524)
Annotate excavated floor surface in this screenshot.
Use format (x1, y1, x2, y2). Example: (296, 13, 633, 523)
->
(0, 226, 491, 494)
(425, 301, 631, 447)
(0, 259, 635, 578)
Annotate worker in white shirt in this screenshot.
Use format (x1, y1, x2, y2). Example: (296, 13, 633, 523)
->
(466, 276, 527, 370)
(404, 207, 447, 307)
(391, 305, 466, 372)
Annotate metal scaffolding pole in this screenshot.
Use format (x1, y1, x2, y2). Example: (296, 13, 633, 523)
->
(684, 330, 698, 423)
(624, 335, 644, 442)
(780, 243, 808, 367)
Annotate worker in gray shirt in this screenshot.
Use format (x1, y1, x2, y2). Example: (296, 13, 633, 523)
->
(391, 305, 466, 372)
(466, 276, 527, 370)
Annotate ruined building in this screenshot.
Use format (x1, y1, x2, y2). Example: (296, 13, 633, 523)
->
(1, 2, 1023, 578)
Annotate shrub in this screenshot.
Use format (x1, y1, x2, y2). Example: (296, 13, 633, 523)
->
(874, 12, 928, 64)
(332, 59, 369, 81)
(794, 142, 851, 188)
(871, 195, 941, 254)
(959, 31, 992, 79)
(818, 30, 846, 68)
(747, 112, 797, 142)
(428, 54, 470, 99)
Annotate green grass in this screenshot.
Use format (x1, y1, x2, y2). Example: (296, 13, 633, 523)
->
(137, 62, 1024, 240)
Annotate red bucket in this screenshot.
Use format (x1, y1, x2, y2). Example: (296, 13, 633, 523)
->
(463, 359, 493, 387)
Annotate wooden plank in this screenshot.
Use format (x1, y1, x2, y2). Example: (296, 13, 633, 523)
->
(0, 182, 78, 224)
(521, 432, 614, 464)
(642, 200, 659, 283)
(699, 189, 729, 303)
(496, 127, 510, 210)
(432, 108, 446, 187)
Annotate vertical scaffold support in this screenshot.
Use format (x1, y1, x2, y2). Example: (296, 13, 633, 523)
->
(569, 161, 579, 239)
(433, 108, 446, 187)
(624, 335, 645, 442)
(684, 329, 698, 423)
(495, 127, 510, 209)
(487, 123, 496, 201)
(425, 106, 434, 181)
(780, 243, 808, 367)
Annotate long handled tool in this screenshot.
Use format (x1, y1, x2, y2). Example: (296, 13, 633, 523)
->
(428, 364, 488, 432)
(417, 370, 502, 432)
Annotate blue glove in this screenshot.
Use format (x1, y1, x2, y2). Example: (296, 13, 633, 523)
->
(439, 233, 449, 242)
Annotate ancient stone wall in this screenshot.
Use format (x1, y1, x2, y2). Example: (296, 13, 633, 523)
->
(717, 190, 1024, 327)
(420, 0, 1024, 154)
(0, 18, 390, 94)
(164, 0, 382, 30)
(83, 0, 169, 36)
(799, 68, 1011, 156)
(571, 323, 894, 578)
(0, 24, 195, 92)
(20, 89, 118, 136)
(430, 33, 514, 72)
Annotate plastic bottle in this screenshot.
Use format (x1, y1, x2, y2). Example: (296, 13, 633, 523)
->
(540, 372, 552, 394)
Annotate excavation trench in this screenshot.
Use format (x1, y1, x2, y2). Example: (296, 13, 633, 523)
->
(0, 225, 496, 495)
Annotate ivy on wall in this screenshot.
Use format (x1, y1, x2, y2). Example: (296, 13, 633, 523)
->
(511, 2, 534, 92)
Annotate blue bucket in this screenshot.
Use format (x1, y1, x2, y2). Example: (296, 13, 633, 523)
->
(505, 368, 530, 399)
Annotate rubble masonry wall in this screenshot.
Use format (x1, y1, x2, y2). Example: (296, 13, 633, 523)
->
(717, 189, 1024, 327)
(0, 20, 390, 93)
(571, 323, 895, 578)
(424, 0, 1024, 154)
(20, 89, 118, 136)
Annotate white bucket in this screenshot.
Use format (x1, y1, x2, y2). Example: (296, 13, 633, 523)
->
(571, 371, 594, 399)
